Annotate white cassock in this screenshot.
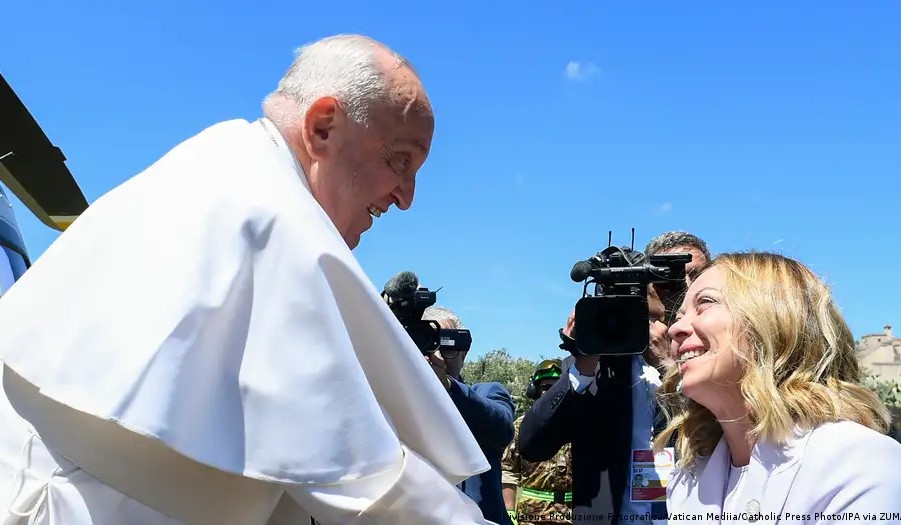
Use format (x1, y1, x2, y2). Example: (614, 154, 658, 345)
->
(0, 118, 495, 524)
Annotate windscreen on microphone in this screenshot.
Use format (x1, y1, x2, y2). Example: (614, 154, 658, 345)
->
(384, 271, 420, 300)
(570, 261, 593, 282)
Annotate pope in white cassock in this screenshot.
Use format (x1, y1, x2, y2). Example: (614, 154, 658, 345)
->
(0, 34, 497, 524)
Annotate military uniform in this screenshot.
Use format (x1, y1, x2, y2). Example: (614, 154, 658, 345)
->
(502, 415, 573, 525)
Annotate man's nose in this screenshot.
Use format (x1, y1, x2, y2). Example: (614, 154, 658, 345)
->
(393, 178, 415, 211)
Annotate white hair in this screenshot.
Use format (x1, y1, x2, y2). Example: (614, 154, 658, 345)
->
(422, 305, 465, 329)
(262, 34, 411, 128)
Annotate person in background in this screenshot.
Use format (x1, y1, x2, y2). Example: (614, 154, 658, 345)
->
(646, 284, 672, 371)
(502, 359, 573, 525)
(644, 231, 710, 325)
(424, 305, 516, 525)
(520, 246, 668, 525)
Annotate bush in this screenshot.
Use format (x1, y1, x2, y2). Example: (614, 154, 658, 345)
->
(861, 371, 901, 409)
(462, 349, 542, 417)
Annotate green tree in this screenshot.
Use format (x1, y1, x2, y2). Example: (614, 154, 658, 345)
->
(860, 369, 901, 441)
(862, 370, 901, 408)
(462, 349, 539, 417)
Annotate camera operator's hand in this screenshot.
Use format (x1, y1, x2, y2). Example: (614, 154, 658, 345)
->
(425, 351, 452, 390)
(563, 309, 600, 376)
(562, 309, 577, 340)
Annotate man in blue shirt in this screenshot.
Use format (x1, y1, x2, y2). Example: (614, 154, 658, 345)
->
(423, 306, 516, 525)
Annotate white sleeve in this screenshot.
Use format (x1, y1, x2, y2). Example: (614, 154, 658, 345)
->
(284, 447, 496, 525)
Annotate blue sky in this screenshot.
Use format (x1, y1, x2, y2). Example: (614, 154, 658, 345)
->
(4, 1, 900, 362)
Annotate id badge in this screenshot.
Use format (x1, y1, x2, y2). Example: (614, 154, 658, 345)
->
(630, 447, 674, 502)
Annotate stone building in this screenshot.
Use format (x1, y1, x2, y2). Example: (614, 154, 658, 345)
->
(857, 324, 901, 383)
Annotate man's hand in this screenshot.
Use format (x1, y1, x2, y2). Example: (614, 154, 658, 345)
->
(426, 351, 451, 390)
(562, 309, 577, 340)
(562, 308, 599, 376)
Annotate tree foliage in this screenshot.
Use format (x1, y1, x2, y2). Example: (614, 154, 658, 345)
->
(463, 348, 541, 417)
(862, 370, 901, 408)
(846, 369, 901, 440)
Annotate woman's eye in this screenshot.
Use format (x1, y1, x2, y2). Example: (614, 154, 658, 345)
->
(696, 296, 718, 310)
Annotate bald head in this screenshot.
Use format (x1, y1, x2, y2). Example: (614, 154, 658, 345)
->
(263, 34, 430, 130)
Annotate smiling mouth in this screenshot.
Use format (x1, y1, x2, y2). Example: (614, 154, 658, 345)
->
(368, 205, 386, 219)
(677, 349, 708, 363)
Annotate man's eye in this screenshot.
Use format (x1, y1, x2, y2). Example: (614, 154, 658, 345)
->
(388, 155, 410, 174)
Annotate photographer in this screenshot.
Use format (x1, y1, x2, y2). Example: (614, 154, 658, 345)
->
(422, 306, 516, 525)
(518, 242, 697, 525)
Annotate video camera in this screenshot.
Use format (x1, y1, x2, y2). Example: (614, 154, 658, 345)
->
(568, 231, 691, 356)
(382, 271, 472, 355)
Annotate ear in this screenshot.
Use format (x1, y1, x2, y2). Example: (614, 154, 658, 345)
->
(301, 97, 343, 161)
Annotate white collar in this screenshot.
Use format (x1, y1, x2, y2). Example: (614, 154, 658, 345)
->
(258, 117, 311, 192)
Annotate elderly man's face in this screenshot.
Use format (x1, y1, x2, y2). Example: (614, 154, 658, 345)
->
(303, 58, 434, 249)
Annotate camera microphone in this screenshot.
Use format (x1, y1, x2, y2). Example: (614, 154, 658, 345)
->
(382, 271, 441, 353)
(570, 260, 593, 282)
(383, 271, 419, 300)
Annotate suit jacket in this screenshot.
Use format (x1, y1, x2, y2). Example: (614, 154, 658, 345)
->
(667, 420, 901, 524)
(519, 356, 667, 524)
(450, 379, 516, 525)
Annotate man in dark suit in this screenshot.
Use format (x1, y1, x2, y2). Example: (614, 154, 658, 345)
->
(519, 236, 710, 525)
(423, 306, 516, 525)
(519, 313, 667, 525)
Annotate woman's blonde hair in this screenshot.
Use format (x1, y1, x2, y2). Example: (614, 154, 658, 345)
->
(654, 252, 890, 467)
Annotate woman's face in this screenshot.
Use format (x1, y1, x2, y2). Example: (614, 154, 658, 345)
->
(668, 266, 747, 411)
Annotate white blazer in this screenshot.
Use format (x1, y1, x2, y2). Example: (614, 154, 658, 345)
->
(667, 420, 901, 524)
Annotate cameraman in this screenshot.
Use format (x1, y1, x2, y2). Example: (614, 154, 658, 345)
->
(520, 309, 667, 525)
(519, 235, 709, 525)
(644, 231, 710, 320)
(423, 306, 516, 525)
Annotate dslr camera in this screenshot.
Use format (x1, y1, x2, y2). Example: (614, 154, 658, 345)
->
(569, 238, 691, 356)
(382, 271, 472, 355)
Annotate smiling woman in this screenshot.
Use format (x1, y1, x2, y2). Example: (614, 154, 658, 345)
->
(654, 252, 901, 524)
